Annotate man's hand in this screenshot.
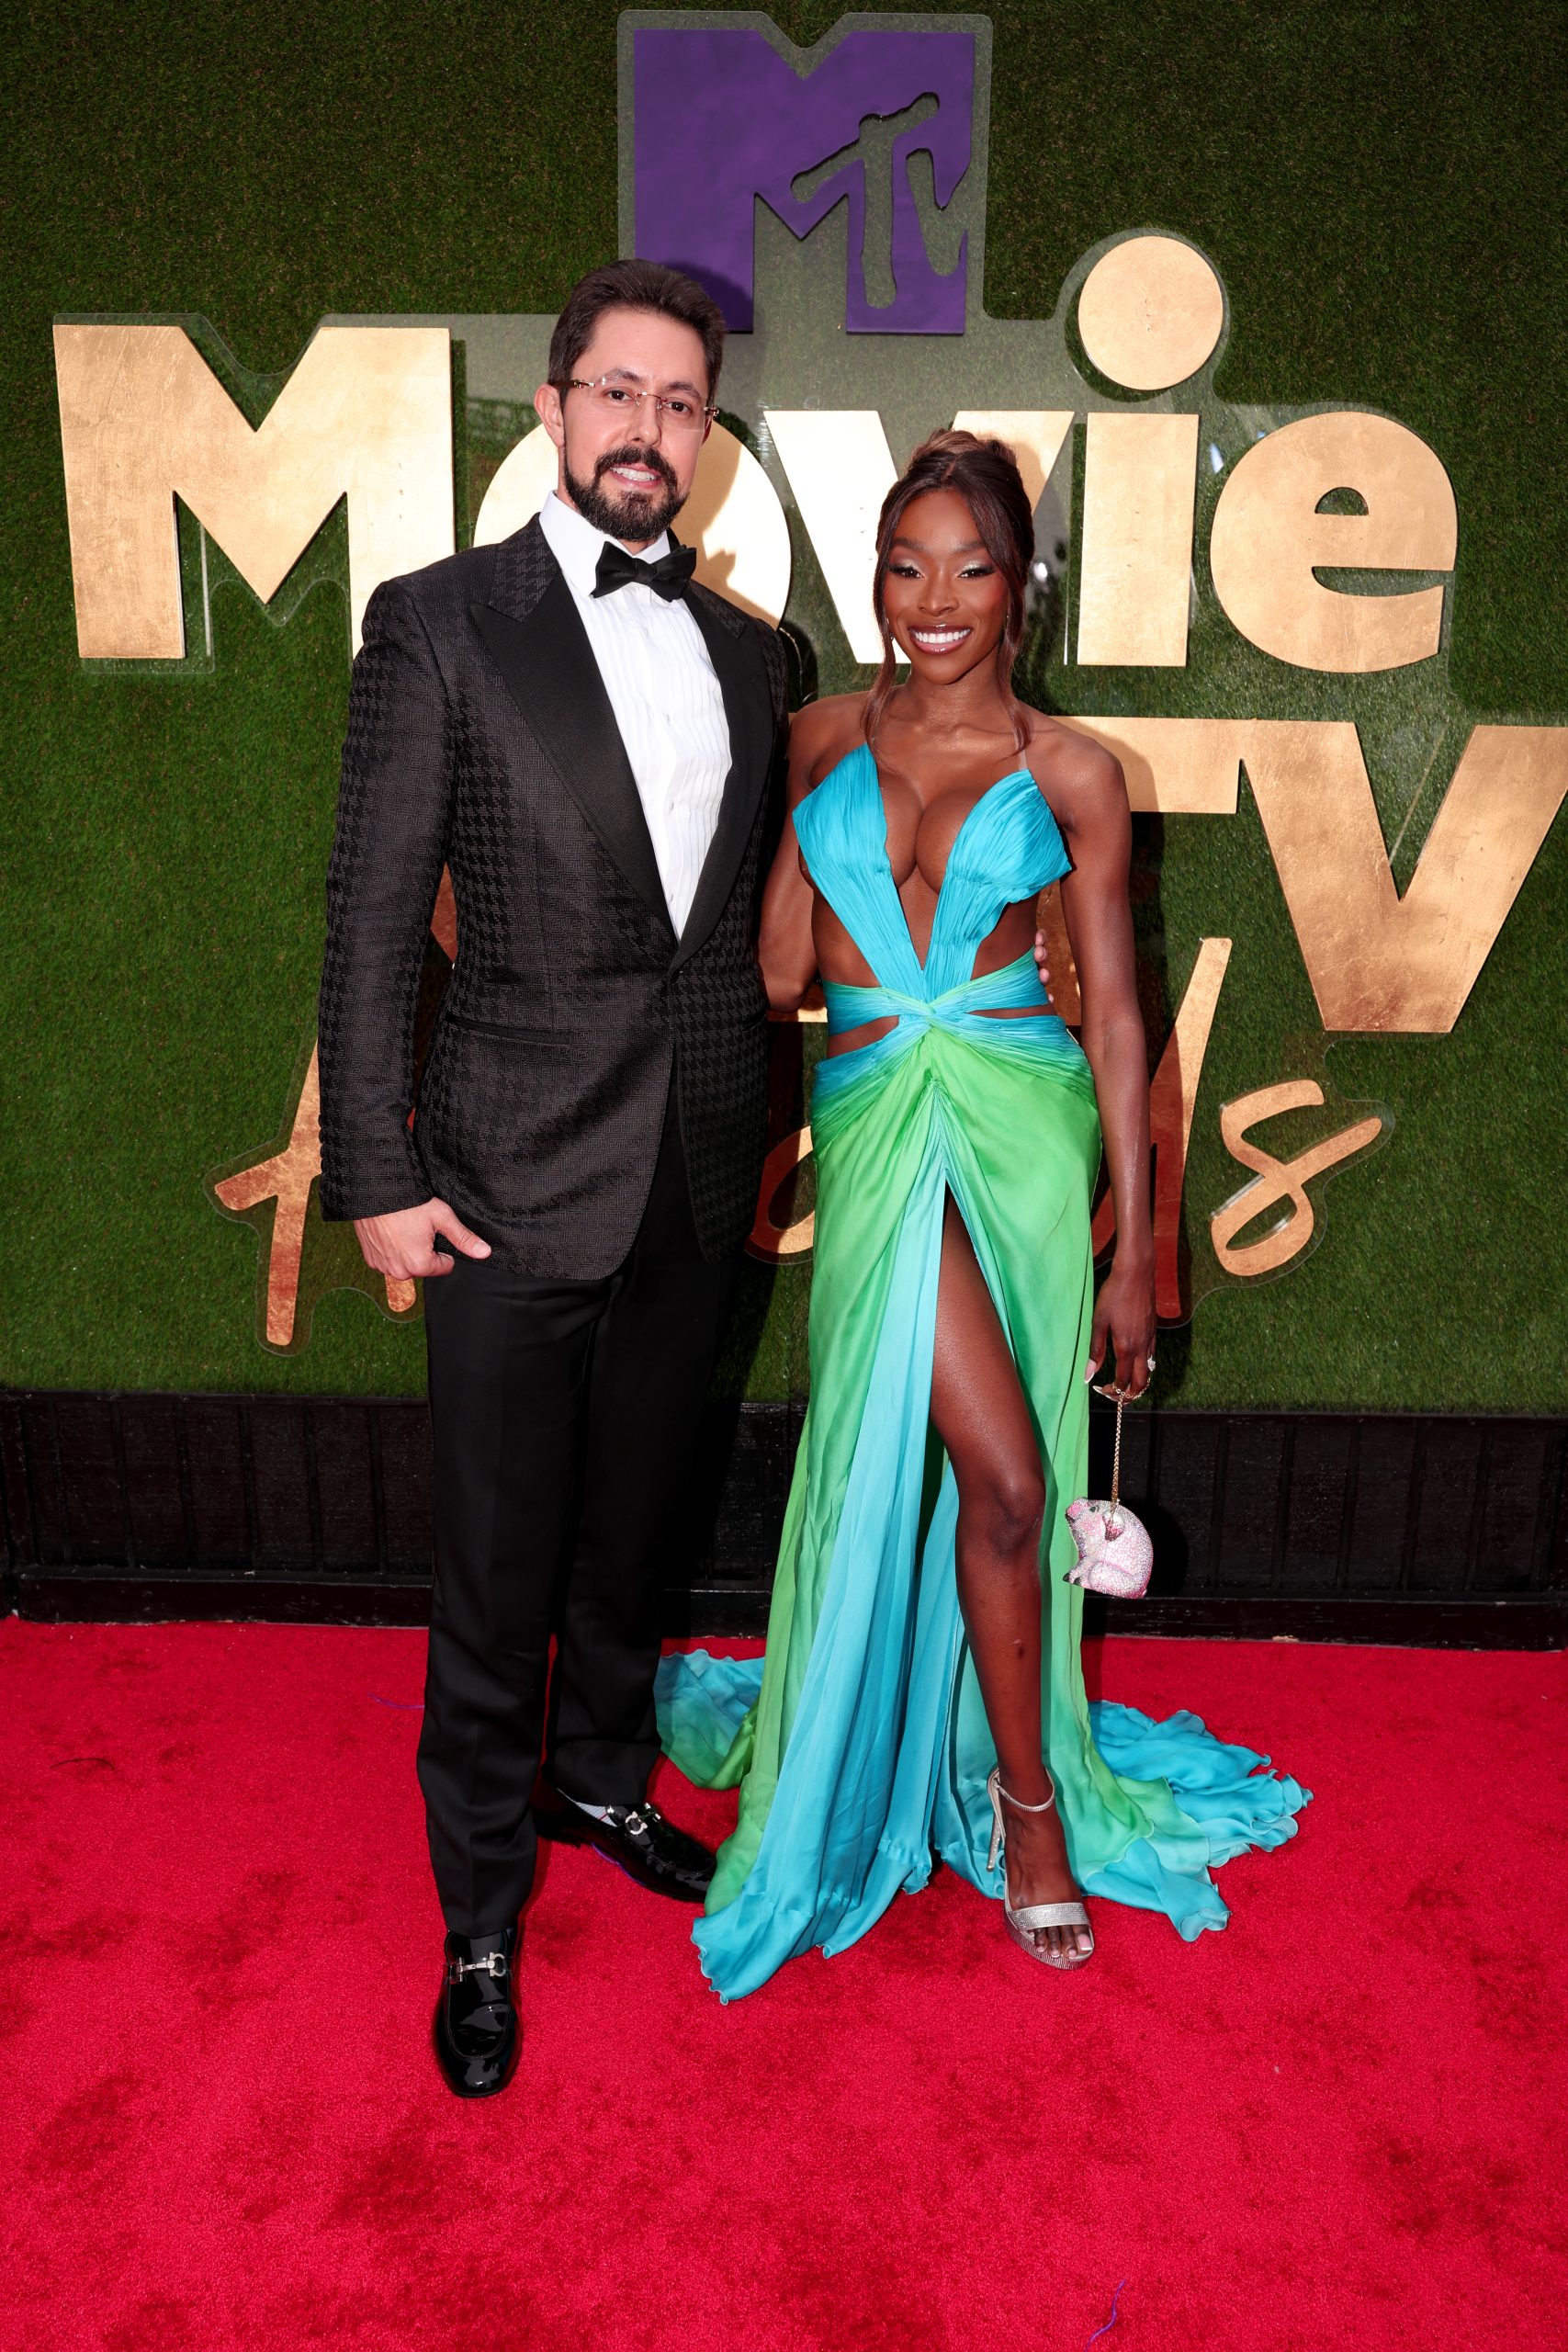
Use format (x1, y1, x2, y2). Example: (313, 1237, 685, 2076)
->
(354, 1199, 491, 1281)
(1033, 929, 1053, 1004)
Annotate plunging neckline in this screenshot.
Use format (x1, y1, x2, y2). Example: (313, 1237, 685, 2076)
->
(855, 743, 1040, 977)
(797, 741, 1071, 999)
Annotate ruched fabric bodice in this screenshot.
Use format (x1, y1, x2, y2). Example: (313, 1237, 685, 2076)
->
(797, 741, 1068, 1000)
(795, 745, 1094, 1133)
(799, 739, 1067, 1011)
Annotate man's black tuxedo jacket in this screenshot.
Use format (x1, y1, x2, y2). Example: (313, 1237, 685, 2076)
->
(317, 515, 788, 1277)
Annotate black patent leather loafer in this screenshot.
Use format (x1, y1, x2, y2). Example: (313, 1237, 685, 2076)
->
(537, 1792, 716, 1901)
(433, 1926, 520, 2099)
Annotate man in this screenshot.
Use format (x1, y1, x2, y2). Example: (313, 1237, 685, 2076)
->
(318, 260, 786, 2098)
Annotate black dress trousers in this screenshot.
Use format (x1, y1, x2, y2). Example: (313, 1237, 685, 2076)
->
(416, 1086, 739, 1935)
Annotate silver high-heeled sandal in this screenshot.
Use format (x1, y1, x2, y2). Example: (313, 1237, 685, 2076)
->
(986, 1766, 1095, 1971)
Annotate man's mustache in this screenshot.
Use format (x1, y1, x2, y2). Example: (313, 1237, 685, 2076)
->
(593, 444, 679, 495)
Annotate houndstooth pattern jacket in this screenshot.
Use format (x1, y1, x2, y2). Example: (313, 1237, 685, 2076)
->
(317, 515, 787, 1276)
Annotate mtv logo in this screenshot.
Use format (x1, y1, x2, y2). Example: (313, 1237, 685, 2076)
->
(622, 12, 987, 334)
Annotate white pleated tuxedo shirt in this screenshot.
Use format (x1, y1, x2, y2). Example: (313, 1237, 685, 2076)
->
(538, 490, 731, 937)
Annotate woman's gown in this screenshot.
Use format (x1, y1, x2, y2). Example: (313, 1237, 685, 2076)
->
(657, 745, 1308, 2001)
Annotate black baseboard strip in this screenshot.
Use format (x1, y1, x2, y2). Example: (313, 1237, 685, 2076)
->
(12, 1568, 1565, 1649)
(1088, 1593, 1568, 1648)
(6, 1392, 1565, 1647)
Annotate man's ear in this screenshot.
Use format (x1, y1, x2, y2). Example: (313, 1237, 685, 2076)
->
(536, 381, 566, 450)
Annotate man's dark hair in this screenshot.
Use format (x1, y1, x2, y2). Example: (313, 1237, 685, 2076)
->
(547, 259, 727, 404)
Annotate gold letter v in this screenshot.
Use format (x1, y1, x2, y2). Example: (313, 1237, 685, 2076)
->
(1242, 721, 1568, 1034)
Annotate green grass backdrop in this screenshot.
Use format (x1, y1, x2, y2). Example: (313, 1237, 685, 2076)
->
(4, 0, 1564, 1408)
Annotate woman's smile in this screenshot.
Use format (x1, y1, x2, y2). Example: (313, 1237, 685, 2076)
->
(907, 624, 975, 653)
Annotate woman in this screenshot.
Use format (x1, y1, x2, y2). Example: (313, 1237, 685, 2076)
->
(658, 432, 1305, 2001)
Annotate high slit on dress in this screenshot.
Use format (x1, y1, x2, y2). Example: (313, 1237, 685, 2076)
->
(657, 744, 1308, 2002)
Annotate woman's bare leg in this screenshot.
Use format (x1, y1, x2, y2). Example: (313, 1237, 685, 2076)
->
(929, 1194, 1091, 1961)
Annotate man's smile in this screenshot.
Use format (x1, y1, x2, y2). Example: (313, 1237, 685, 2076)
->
(604, 458, 667, 492)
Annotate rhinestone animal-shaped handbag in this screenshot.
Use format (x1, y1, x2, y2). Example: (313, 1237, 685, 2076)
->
(1065, 1393, 1154, 1599)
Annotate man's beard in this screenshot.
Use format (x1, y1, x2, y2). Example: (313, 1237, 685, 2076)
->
(565, 443, 684, 542)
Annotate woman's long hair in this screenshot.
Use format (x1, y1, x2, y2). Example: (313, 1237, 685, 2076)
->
(863, 429, 1035, 752)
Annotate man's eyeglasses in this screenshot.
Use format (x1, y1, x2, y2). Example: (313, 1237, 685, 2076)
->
(563, 376, 716, 435)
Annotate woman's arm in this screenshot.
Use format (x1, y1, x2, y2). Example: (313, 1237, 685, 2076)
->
(1051, 733, 1156, 1400)
(756, 699, 845, 1013)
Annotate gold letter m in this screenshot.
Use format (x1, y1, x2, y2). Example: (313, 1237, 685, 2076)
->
(54, 322, 454, 658)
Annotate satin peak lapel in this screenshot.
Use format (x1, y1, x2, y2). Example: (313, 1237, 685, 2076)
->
(673, 593, 772, 970)
(472, 528, 673, 934)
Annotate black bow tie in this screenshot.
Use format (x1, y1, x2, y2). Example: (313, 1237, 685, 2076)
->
(592, 537, 697, 603)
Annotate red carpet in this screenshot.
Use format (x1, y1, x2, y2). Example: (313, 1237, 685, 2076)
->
(2, 1621, 1563, 2352)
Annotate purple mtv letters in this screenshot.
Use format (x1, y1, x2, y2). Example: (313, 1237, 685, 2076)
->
(633, 26, 974, 334)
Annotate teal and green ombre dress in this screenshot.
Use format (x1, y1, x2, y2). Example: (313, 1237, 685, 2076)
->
(657, 747, 1307, 2000)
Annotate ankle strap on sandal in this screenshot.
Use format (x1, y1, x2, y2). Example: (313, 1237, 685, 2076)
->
(996, 1776, 1056, 1815)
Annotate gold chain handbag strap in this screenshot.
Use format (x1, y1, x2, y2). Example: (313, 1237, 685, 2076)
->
(1108, 1393, 1124, 1532)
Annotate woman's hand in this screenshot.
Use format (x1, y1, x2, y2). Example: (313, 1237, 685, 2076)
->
(1032, 928, 1052, 1004)
(1085, 1254, 1156, 1400)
